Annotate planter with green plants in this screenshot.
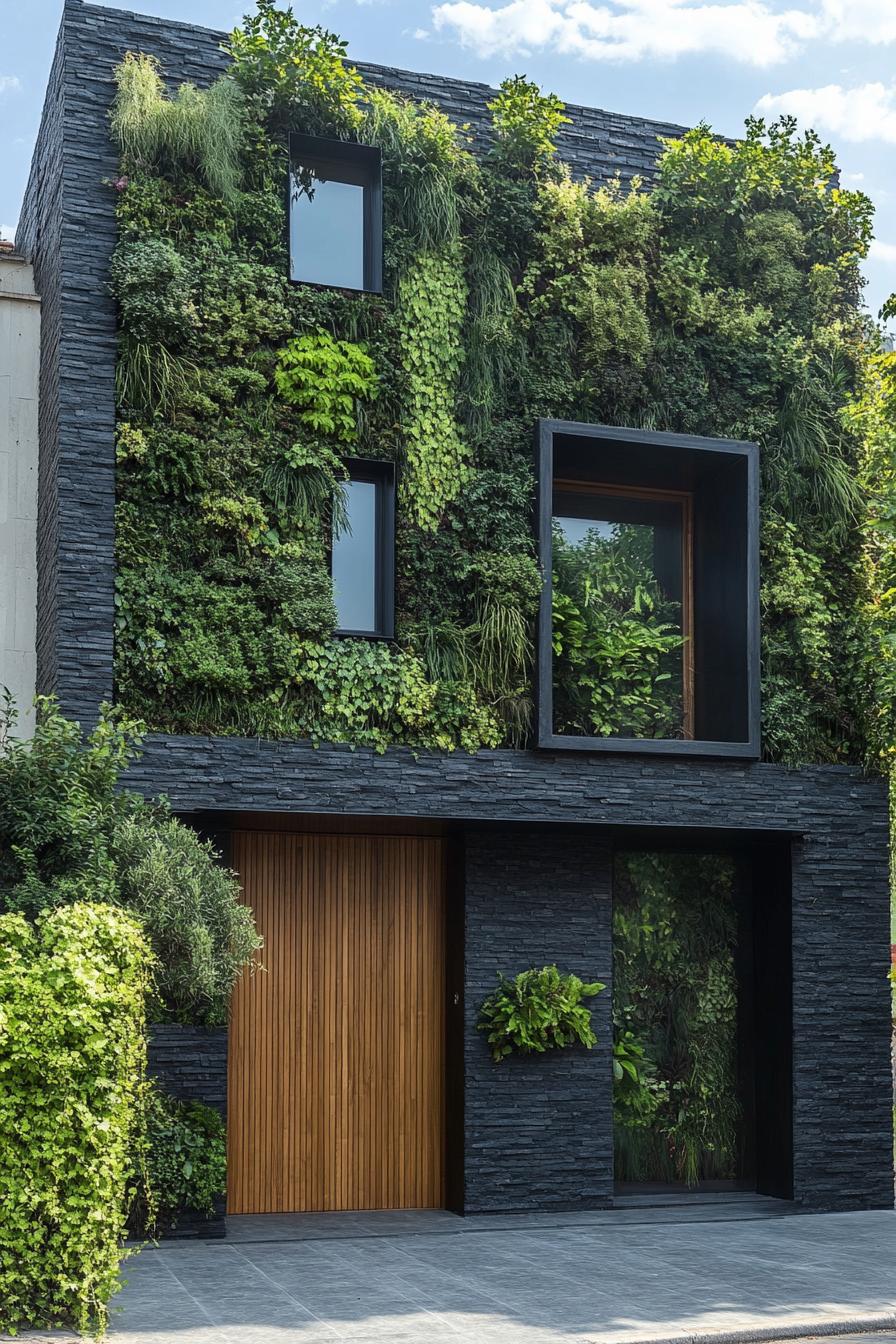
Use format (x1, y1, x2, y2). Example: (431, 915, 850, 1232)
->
(478, 965, 605, 1062)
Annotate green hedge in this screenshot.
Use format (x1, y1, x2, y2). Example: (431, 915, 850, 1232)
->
(0, 902, 150, 1336)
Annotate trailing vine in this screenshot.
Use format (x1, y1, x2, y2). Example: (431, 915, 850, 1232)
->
(397, 248, 469, 530)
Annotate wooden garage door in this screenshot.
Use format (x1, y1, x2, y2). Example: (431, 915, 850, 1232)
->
(227, 830, 446, 1214)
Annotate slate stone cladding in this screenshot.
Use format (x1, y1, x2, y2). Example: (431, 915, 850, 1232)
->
(462, 830, 614, 1212)
(127, 738, 893, 1212)
(148, 1024, 228, 1116)
(17, 0, 894, 1216)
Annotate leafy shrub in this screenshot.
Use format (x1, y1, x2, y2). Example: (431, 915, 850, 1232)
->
(110, 237, 197, 347)
(0, 699, 260, 1026)
(0, 903, 150, 1335)
(111, 811, 260, 1025)
(274, 331, 378, 442)
(612, 1031, 667, 1128)
(478, 965, 605, 1062)
(228, 0, 362, 135)
(130, 1086, 226, 1237)
(258, 544, 337, 637)
(487, 75, 569, 173)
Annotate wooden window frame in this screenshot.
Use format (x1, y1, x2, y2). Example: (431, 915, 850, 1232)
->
(553, 479, 695, 740)
(288, 132, 383, 295)
(331, 458, 395, 640)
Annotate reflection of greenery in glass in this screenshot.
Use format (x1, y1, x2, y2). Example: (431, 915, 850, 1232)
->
(551, 521, 684, 738)
(613, 852, 740, 1186)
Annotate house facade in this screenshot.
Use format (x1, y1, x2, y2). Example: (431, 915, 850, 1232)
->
(15, 0, 893, 1218)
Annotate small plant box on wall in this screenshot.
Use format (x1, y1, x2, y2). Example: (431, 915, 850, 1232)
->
(536, 419, 760, 757)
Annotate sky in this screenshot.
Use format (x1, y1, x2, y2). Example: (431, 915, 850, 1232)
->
(1, 0, 895, 329)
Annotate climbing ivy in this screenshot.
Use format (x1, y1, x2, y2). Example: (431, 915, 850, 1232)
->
(107, 4, 882, 765)
(397, 248, 469, 530)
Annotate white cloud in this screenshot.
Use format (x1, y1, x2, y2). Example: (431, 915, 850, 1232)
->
(0, 225, 16, 242)
(431, 0, 819, 64)
(0, 76, 21, 96)
(869, 240, 896, 264)
(428, 0, 896, 64)
(820, 0, 896, 45)
(756, 81, 896, 144)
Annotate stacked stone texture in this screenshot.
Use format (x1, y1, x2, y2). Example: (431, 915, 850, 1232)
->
(148, 1025, 228, 1115)
(463, 830, 614, 1212)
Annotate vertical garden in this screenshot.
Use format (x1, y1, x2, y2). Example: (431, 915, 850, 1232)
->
(109, 1, 883, 766)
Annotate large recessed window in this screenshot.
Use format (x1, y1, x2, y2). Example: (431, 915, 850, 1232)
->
(537, 421, 759, 757)
(289, 133, 383, 294)
(331, 460, 395, 638)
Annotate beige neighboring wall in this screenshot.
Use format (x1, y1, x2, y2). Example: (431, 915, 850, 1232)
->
(0, 251, 39, 736)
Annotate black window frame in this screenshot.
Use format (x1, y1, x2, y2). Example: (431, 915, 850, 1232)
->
(536, 419, 760, 758)
(331, 458, 395, 640)
(288, 132, 383, 295)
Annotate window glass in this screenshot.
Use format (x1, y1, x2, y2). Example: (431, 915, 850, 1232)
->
(551, 488, 689, 740)
(291, 172, 365, 290)
(333, 478, 378, 632)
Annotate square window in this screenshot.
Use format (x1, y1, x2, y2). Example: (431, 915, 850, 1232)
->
(289, 133, 383, 294)
(331, 459, 395, 638)
(537, 420, 760, 757)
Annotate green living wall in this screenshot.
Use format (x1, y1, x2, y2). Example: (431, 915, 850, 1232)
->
(613, 853, 740, 1186)
(109, 1, 883, 764)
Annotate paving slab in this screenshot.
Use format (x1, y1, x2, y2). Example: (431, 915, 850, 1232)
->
(6, 1207, 896, 1344)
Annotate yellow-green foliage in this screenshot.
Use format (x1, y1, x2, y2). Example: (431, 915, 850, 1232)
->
(274, 330, 378, 443)
(398, 248, 469, 529)
(0, 903, 150, 1336)
(487, 75, 570, 172)
(111, 53, 243, 204)
(853, 341, 896, 759)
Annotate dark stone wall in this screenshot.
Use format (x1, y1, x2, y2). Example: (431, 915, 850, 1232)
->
(791, 832, 894, 1210)
(148, 1024, 228, 1116)
(16, 21, 64, 703)
(462, 830, 613, 1212)
(126, 739, 892, 1212)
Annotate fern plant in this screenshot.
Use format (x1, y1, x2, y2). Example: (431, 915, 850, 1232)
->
(478, 965, 605, 1062)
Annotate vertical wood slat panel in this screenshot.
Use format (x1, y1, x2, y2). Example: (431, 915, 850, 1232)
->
(227, 830, 446, 1214)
